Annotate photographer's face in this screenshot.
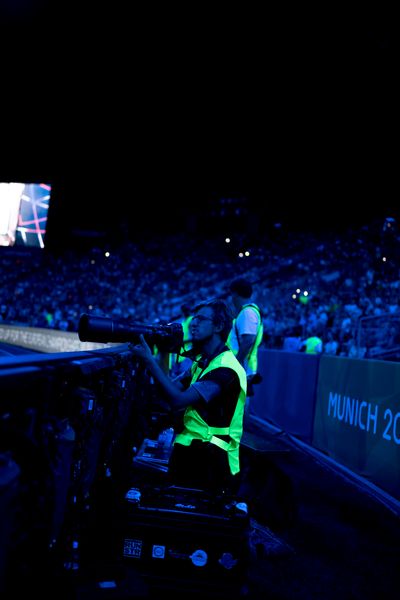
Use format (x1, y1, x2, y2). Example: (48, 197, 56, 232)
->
(190, 308, 214, 342)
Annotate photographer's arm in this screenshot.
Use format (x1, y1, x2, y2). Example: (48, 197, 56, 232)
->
(129, 335, 200, 411)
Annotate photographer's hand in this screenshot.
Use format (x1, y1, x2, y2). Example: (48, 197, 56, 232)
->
(129, 334, 154, 363)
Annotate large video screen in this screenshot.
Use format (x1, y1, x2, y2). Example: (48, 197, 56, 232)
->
(0, 182, 52, 249)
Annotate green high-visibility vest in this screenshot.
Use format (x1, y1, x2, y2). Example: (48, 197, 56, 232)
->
(304, 336, 323, 354)
(227, 303, 263, 373)
(176, 314, 193, 363)
(174, 350, 247, 475)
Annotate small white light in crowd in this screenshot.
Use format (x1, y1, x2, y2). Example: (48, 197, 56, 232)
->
(296, 288, 301, 294)
(382, 256, 387, 262)
(303, 290, 309, 296)
(292, 294, 297, 299)
(225, 237, 231, 243)
(245, 251, 250, 256)
(238, 252, 244, 258)
(90, 259, 95, 265)
(88, 305, 93, 310)
(105, 251, 110, 258)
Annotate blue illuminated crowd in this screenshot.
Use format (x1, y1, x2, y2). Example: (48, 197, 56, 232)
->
(1, 216, 399, 360)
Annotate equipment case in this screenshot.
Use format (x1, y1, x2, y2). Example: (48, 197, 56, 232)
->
(117, 484, 250, 596)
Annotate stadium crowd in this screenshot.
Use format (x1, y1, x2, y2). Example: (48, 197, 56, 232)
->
(1, 216, 399, 361)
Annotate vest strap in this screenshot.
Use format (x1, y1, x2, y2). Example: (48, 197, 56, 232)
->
(207, 426, 230, 435)
(209, 435, 231, 451)
(175, 430, 233, 453)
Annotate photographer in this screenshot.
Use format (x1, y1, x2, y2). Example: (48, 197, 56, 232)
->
(129, 298, 247, 496)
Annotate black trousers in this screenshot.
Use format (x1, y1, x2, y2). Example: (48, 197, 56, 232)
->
(167, 440, 239, 495)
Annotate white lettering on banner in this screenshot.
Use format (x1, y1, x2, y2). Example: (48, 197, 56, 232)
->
(382, 409, 400, 445)
(327, 392, 400, 444)
(328, 393, 378, 434)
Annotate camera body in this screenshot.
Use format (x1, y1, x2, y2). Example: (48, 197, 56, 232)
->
(78, 314, 184, 354)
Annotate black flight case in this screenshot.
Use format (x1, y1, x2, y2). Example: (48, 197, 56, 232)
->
(117, 483, 250, 597)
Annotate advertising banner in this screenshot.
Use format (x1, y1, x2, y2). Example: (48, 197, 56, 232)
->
(312, 355, 400, 500)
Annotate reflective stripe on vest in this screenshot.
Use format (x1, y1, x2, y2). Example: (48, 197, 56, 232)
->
(174, 350, 247, 475)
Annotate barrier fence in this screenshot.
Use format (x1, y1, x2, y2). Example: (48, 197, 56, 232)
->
(251, 348, 400, 504)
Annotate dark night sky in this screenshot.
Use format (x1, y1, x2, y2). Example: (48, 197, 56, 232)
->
(1, 13, 395, 242)
(7, 83, 395, 240)
(2, 116, 396, 245)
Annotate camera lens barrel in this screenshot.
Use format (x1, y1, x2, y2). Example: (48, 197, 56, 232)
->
(78, 314, 183, 353)
(78, 314, 154, 343)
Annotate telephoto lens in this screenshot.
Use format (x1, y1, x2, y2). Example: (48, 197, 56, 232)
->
(78, 314, 183, 353)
